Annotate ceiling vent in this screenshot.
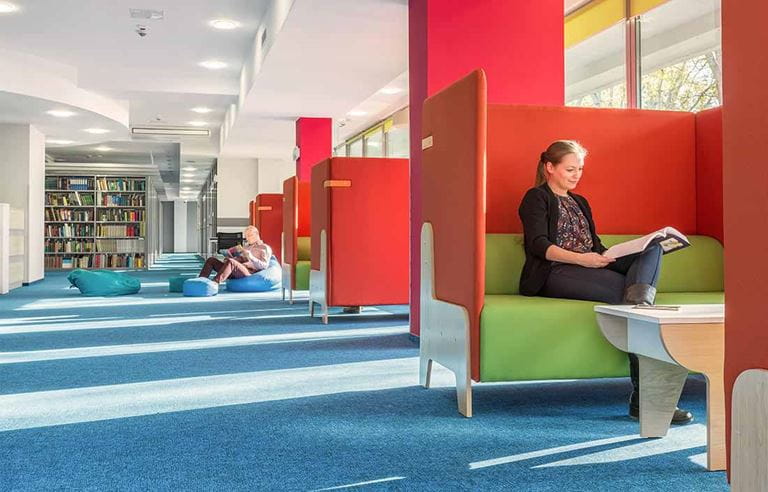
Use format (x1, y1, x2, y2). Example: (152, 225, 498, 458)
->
(129, 8, 164, 20)
(131, 127, 210, 137)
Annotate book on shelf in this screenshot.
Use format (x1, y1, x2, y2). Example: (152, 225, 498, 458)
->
(602, 226, 690, 259)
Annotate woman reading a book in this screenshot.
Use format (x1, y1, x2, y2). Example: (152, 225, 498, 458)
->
(517, 140, 693, 425)
(198, 226, 272, 284)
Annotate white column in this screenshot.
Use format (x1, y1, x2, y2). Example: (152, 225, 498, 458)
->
(173, 200, 188, 253)
(0, 124, 45, 284)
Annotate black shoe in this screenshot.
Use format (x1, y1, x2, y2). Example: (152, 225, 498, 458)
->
(629, 405, 694, 425)
(342, 306, 361, 314)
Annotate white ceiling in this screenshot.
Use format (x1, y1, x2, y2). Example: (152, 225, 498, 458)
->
(2, 0, 577, 198)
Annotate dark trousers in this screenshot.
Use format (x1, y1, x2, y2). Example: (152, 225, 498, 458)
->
(199, 257, 255, 283)
(539, 244, 663, 404)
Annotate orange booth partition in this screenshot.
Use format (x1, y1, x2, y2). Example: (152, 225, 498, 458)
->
(253, 193, 283, 263)
(309, 157, 409, 323)
(419, 70, 724, 420)
(281, 177, 312, 303)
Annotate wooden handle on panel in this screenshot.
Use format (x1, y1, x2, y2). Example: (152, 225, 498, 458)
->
(323, 180, 352, 188)
(257, 206, 273, 211)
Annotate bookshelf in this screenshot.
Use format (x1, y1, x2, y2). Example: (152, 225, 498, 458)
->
(44, 175, 149, 270)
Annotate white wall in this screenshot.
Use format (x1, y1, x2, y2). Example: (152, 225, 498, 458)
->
(0, 124, 44, 284)
(217, 157, 259, 233)
(257, 158, 294, 194)
(173, 200, 187, 253)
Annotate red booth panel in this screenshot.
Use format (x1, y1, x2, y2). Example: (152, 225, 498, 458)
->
(255, 193, 283, 263)
(695, 107, 724, 244)
(311, 160, 331, 271)
(327, 158, 409, 306)
(486, 105, 698, 235)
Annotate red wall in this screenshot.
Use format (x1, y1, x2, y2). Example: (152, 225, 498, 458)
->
(722, 0, 768, 469)
(695, 107, 724, 244)
(409, 0, 564, 335)
(296, 118, 332, 182)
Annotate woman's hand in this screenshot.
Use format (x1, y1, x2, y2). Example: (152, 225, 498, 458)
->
(578, 252, 615, 268)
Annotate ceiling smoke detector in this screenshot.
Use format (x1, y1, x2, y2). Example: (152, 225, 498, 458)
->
(129, 8, 164, 20)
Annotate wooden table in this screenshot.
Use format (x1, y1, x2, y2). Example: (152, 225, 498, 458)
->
(594, 304, 725, 471)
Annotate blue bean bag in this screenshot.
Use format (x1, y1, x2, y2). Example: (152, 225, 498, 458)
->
(226, 256, 282, 292)
(183, 277, 218, 297)
(67, 269, 141, 297)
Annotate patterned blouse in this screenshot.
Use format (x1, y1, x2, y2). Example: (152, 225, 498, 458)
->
(555, 195, 593, 253)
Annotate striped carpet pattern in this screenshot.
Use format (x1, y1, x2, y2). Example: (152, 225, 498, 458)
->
(0, 254, 728, 491)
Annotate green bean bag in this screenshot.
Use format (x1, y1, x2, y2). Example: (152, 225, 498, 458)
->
(169, 274, 196, 293)
(67, 269, 141, 297)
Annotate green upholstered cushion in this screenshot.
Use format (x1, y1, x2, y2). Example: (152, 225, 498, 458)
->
(297, 237, 311, 261)
(480, 295, 629, 381)
(296, 260, 310, 290)
(480, 292, 723, 382)
(484, 234, 723, 295)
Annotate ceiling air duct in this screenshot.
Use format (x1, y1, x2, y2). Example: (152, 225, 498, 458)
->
(131, 127, 211, 137)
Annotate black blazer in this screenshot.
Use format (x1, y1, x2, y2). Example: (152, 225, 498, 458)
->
(517, 183, 606, 296)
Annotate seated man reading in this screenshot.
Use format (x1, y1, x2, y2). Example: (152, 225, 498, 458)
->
(199, 226, 272, 284)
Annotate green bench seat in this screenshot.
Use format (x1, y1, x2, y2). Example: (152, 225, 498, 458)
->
(480, 234, 724, 382)
(295, 236, 311, 290)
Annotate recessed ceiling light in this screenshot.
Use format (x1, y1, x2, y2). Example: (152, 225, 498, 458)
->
(0, 2, 19, 14)
(380, 87, 402, 95)
(47, 139, 74, 145)
(94, 146, 113, 152)
(209, 19, 240, 30)
(182, 187, 191, 191)
(188, 121, 208, 127)
(46, 109, 77, 118)
(199, 60, 227, 70)
(347, 110, 367, 117)
(191, 107, 213, 114)
(183, 166, 195, 171)
(84, 128, 110, 134)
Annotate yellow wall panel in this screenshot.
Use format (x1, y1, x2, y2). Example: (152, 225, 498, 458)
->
(565, 0, 624, 48)
(630, 0, 670, 17)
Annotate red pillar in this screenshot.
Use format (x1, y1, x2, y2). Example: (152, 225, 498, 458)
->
(722, 0, 768, 469)
(409, 0, 564, 336)
(296, 118, 332, 182)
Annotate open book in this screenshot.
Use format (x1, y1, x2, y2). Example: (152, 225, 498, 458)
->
(603, 226, 690, 259)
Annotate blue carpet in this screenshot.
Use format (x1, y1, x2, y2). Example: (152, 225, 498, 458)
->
(0, 254, 729, 491)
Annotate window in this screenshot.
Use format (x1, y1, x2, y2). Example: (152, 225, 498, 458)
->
(565, 0, 721, 112)
(385, 124, 409, 158)
(348, 138, 363, 157)
(566, 21, 626, 108)
(639, 0, 721, 111)
(364, 127, 384, 157)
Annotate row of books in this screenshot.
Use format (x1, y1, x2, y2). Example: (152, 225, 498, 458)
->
(95, 239, 145, 253)
(96, 224, 145, 238)
(45, 254, 146, 269)
(45, 209, 93, 222)
(45, 239, 95, 253)
(45, 177, 93, 191)
(45, 255, 92, 269)
(45, 224, 93, 238)
(93, 254, 145, 269)
(96, 177, 146, 191)
(97, 209, 144, 221)
(100, 194, 145, 207)
(46, 192, 95, 206)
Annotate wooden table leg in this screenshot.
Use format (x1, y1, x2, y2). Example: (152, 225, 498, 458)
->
(661, 322, 726, 471)
(638, 354, 688, 438)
